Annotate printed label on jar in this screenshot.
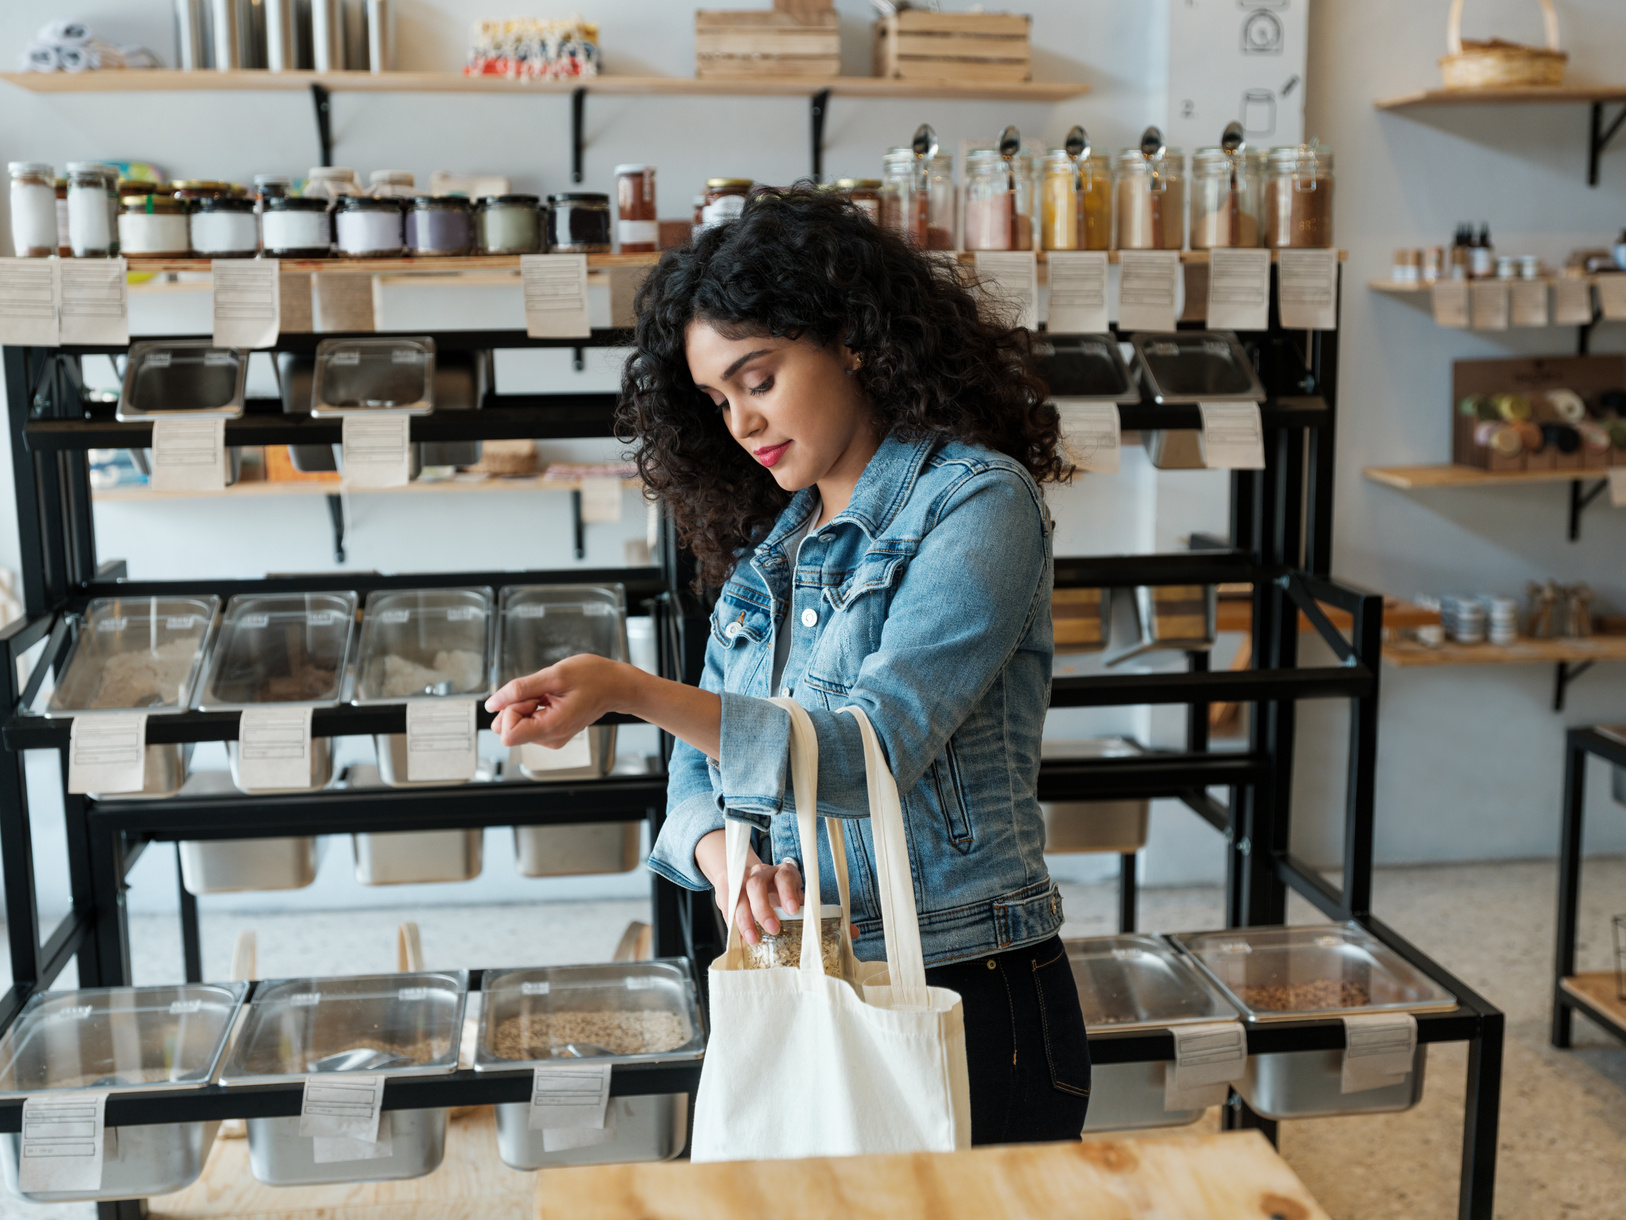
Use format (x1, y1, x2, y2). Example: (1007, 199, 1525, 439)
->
(853, 199, 879, 221)
(702, 195, 746, 227)
(618, 219, 658, 245)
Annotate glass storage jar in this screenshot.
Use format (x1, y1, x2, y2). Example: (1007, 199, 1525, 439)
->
(65, 161, 117, 257)
(1189, 147, 1263, 249)
(335, 195, 405, 257)
(368, 169, 416, 198)
(615, 163, 657, 253)
(1114, 147, 1184, 250)
(964, 147, 1037, 251)
(190, 195, 259, 257)
(53, 178, 70, 256)
(304, 165, 362, 201)
(405, 196, 473, 256)
(475, 194, 543, 254)
(119, 194, 191, 257)
(261, 196, 331, 257)
(1263, 143, 1334, 249)
(879, 148, 955, 250)
(835, 178, 882, 223)
(548, 192, 612, 253)
(698, 178, 752, 232)
(253, 174, 291, 204)
(9, 163, 57, 257)
(1040, 149, 1110, 251)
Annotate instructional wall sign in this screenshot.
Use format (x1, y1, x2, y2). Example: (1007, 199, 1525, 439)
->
(1168, 0, 1308, 154)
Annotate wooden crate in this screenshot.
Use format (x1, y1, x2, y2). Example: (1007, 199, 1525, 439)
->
(696, 10, 841, 80)
(875, 11, 1031, 83)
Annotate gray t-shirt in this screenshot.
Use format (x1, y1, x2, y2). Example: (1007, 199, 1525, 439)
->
(771, 503, 819, 696)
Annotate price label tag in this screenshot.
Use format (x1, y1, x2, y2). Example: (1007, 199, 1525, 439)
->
(1164, 1021, 1246, 1112)
(341, 415, 412, 489)
(1470, 280, 1510, 331)
(19, 1092, 108, 1193)
(68, 713, 147, 795)
(1277, 249, 1340, 330)
(1116, 251, 1180, 332)
(1198, 402, 1266, 470)
(1045, 251, 1109, 334)
(300, 1072, 386, 1150)
(237, 706, 313, 792)
(528, 1061, 612, 1132)
(1340, 1012, 1417, 1094)
(522, 254, 591, 339)
(1055, 401, 1120, 473)
(213, 258, 280, 348)
(1206, 248, 1271, 332)
(1510, 279, 1549, 328)
(405, 699, 477, 783)
(973, 252, 1038, 331)
(1430, 280, 1470, 329)
(1595, 275, 1626, 320)
(607, 264, 651, 329)
(1608, 469, 1626, 507)
(579, 476, 623, 524)
(59, 257, 128, 346)
(521, 730, 592, 772)
(0, 257, 61, 346)
(149, 416, 227, 492)
(1553, 277, 1593, 325)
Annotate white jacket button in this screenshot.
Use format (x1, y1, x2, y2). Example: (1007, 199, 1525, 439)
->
(725, 621, 743, 639)
(801, 608, 818, 628)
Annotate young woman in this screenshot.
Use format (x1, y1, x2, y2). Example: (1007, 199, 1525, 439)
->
(486, 187, 1090, 1144)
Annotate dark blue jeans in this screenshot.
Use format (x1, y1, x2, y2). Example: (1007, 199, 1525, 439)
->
(925, 934, 1092, 1145)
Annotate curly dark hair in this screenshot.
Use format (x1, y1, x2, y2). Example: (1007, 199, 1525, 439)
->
(615, 185, 1065, 591)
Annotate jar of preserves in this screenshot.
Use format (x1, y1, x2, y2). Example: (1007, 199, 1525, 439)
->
(65, 162, 118, 258)
(699, 179, 752, 232)
(1189, 147, 1262, 249)
(405, 196, 473, 257)
(548, 193, 612, 253)
(1114, 146, 1185, 250)
(9, 162, 57, 258)
(964, 148, 1037, 252)
(879, 149, 954, 250)
(615, 164, 657, 253)
(260, 195, 332, 258)
(474, 194, 543, 254)
(334, 195, 405, 257)
(835, 178, 883, 223)
(1263, 143, 1334, 249)
(118, 194, 191, 257)
(190, 196, 259, 257)
(1040, 150, 1110, 251)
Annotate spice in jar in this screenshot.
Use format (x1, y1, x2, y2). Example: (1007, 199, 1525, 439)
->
(1040, 150, 1110, 251)
(65, 162, 118, 257)
(8, 162, 57, 258)
(1113, 146, 1185, 251)
(835, 178, 882, 223)
(879, 149, 954, 250)
(54, 178, 71, 257)
(260, 195, 332, 258)
(547, 193, 612, 253)
(1263, 143, 1334, 249)
(615, 163, 657, 253)
(699, 179, 752, 232)
(964, 147, 1036, 252)
(189, 195, 259, 257)
(474, 194, 543, 254)
(1189, 147, 1262, 249)
(739, 906, 845, 977)
(119, 194, 191, 257)
(334, 195, 405, 257)
(404, 196, 473, 257)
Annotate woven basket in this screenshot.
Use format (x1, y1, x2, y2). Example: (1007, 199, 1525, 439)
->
(1439, 0, 1567, 89)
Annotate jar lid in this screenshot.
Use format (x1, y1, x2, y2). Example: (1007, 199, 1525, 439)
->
(613, 163, 652, 176)
(8, 162, 53, 175)
(65, 161, 116, 176)
(194, 195, 257, 212)
(834, 178, 882, 189)
(475, 193, 540, 207)
(171, 179, 232, 191)
(369, 169, 414, 185)
(336, 194, 405, 211)
(121, 194, 187, 212)
(254, 173, 293, 186)
(309, 166, 360, 181)
(883, 148, 952, 167)
(549, 192, 610, 204)
(1193, 146, 1261, 168)
(705, 178, 754, 189)
(1267, 143, 1333, 170)
(410, 194, 471, 209)
(265, 195, 331, 212)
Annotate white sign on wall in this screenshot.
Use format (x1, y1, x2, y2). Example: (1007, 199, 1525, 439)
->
(1167, 0, 1308, 154)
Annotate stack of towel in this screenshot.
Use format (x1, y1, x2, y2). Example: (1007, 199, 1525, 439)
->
(21, 19, 159, 73)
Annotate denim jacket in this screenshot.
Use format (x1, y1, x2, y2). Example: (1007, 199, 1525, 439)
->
(647, 432, 1062, 967)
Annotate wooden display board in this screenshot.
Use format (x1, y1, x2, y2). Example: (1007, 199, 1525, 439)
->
(1451, 354, 1626, 471)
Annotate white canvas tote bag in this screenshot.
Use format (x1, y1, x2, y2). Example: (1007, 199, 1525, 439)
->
(690, 698, 972, 1162)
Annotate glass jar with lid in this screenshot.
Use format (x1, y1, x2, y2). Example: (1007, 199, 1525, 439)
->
(835, 178, 882, 223)
(190, 196, 259, 257)
(65, 161, 118, 257)
(1263, 143, 1334, 249)
(1113, 146, 1185, 250)
(368, 169, 416, 199)
(119, 194, 191, 257)
(1189, 147, 1263, 249)
(548, 193, 611, 253)
(405, 197, 473, 257)
(699, 179, 752, 232)
(253, 174, 292, 204)
(879, 148, 954, 250)
(260, 195, 332, 258)
(474, 195, 543, 254)
(1040, 150, 1110, 251)
(8, 162, 57, 257)
(335, 195, 405, 258)
(964, 147, 1037, 251)
(304, 166, 363, 201)
(615, 164, 658, 253)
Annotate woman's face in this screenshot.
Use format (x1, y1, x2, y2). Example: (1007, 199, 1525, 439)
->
(686, 321, 876, 494)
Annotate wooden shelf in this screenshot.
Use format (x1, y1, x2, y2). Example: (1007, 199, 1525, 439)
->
(92, 472, 639, 503)
(1558, 973, 1626, 1040)
(1363, 464, 1617, 490)
(1377, 84, 1626, 110)
(0, 69, 1088, 102)
(1368, 276, 1577, 295)
(1216, 595, 1439, 636)
(1384, 635, 1626, 669)
(123, 253, 658, 275)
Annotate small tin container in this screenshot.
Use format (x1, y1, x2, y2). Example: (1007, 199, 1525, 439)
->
(261, 195, 332, 258)
(548, 192, 612, 253)
(335, 195, 405, 258)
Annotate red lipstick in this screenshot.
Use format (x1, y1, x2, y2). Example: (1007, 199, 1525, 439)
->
(754, 441, 790, 468)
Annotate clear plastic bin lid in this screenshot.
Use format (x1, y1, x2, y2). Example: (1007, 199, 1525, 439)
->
(0, 984, 247, 1096)
(353, 587, 493, 703)
(1039, 737, 1145, 762)
(45, 596, 219, 717)
(1169, 923, 1457, 1022)
(310, 336, 436, 416)
(1131, 331, 1265, 404)
(496, 584, 625, 686)
(1032, 335, 1139, 403)
(1066, 935, 1238, 1031)
(198, 592, 357, 710)
(116, 341, 248, 420)
(220, 972, 467, 1084)
(475, 959, 704, 1071)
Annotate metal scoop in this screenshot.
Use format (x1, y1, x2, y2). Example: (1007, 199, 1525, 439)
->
(310, 1048, 416, 1073)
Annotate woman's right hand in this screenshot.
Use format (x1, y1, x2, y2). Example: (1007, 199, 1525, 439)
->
(693, 828, 803, 945)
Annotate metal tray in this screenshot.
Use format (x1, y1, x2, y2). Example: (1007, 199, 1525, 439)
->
(175, 770, 325, 893)
(198, 592, 357, 711)
(341, 762, 485, 884)
(513, 820, 641, 877)
(1031, 335, 1140, 402)
(245, 1109, 446, 1187)
(310, 336, 436, 416)
(116, 341, 247, 420)
(1143, 428, 1205, 469)
(91, 742, 192, 802)
(1131, 331, 1264, 404)
(45, 596, 219, 717)
(1039, 739, 1149, 854)
(226, 736, 336, 795)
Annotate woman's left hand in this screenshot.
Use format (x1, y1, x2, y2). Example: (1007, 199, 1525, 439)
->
(485, 654, 629, 748)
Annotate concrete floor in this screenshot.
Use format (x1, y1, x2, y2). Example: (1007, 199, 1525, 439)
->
(1, 856, 1623, 1218)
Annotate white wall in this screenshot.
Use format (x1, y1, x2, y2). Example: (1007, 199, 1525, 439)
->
(0, 0, 1623, 930)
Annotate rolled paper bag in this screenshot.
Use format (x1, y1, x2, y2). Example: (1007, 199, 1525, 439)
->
(58, 44, 91, 71)
(21, 41, 59, 71)
(41, 19, 92, 46)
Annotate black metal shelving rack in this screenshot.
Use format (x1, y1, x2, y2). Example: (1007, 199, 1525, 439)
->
(0, 263, 1502, 1220)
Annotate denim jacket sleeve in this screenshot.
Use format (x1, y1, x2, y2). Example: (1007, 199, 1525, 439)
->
(645, 625, 728, 891)
(716, 466, 1049, 825)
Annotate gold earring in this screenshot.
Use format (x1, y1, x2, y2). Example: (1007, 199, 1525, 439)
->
(851, 353, 864, 371)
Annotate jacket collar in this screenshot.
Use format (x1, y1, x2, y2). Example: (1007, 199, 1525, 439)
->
(753, 432, 937, 558)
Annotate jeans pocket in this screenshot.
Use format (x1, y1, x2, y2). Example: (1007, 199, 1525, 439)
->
(1031, 946, 1092, 1099)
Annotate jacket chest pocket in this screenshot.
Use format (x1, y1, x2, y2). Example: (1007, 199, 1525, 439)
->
(712, 591, 773, 693)
(802, 549, 912, 700)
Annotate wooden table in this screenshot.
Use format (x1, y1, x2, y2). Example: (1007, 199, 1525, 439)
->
(532, 1132, 1330, 1220)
